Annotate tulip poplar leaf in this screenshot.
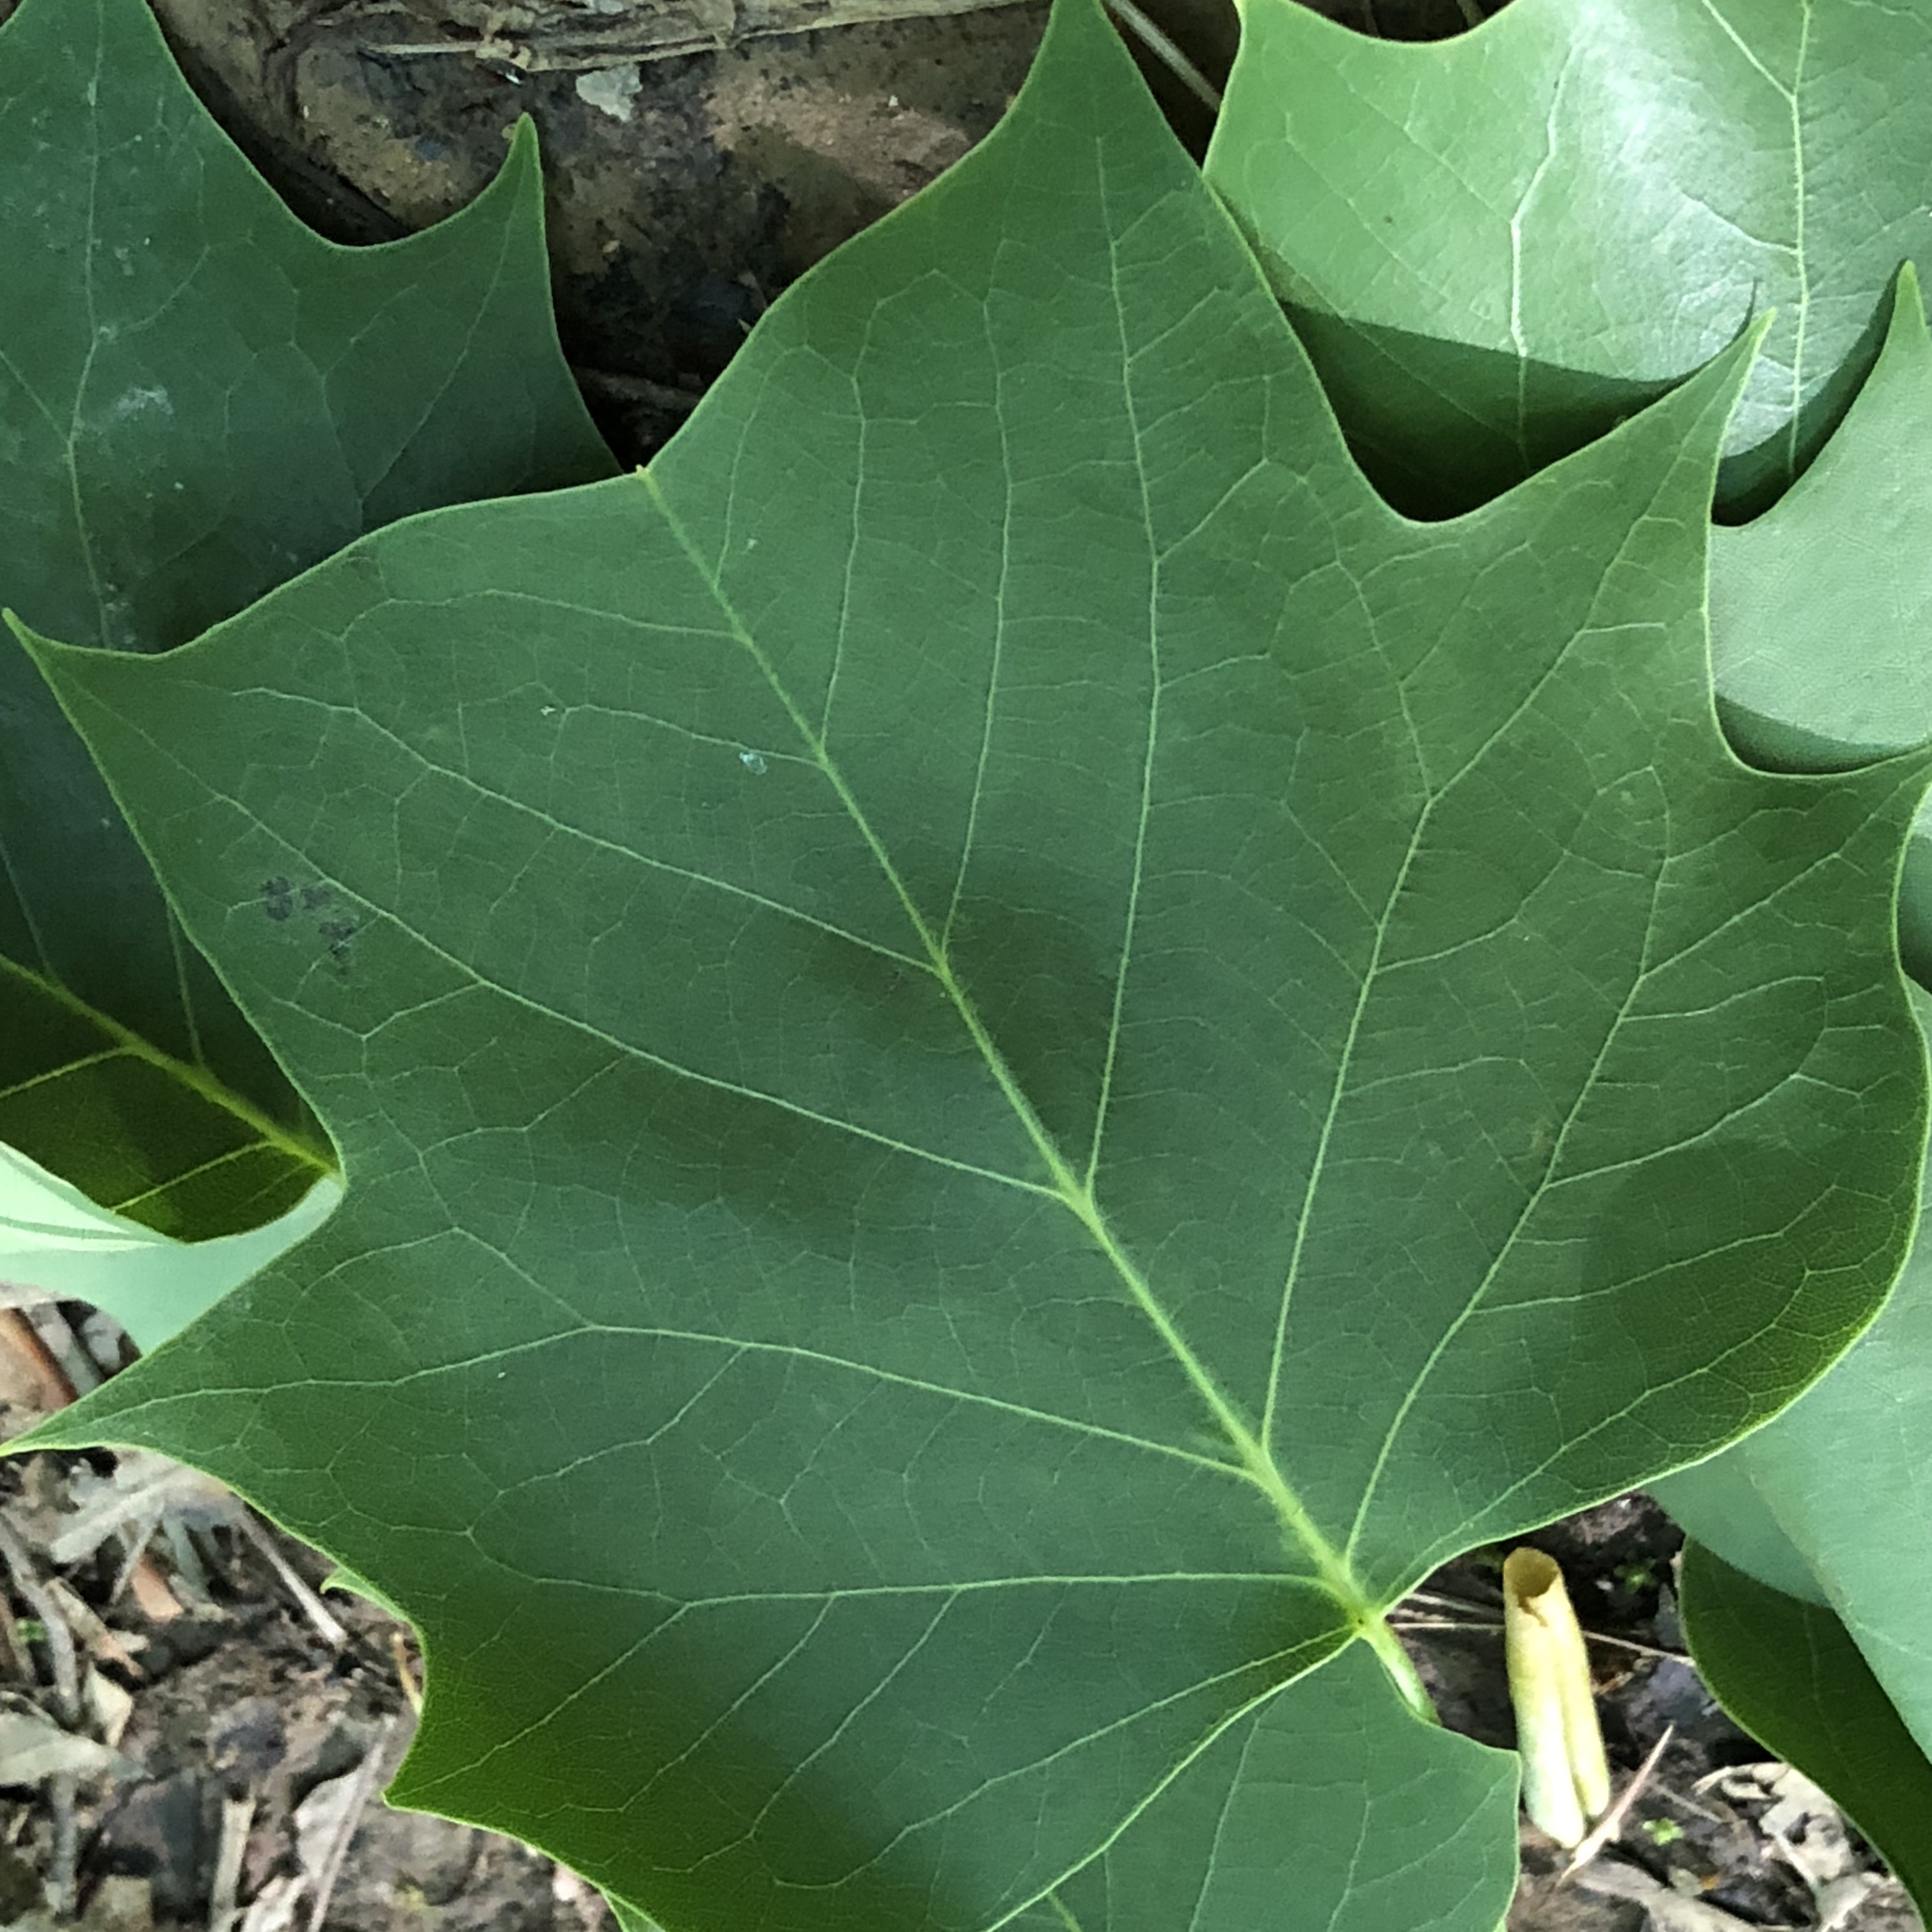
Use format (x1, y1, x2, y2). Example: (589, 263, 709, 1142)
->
(14, 3, 1930, 1925)
(0, 1142, 339, 1354)
(1206, 0, 1932, 515)
(1677, 1544, 1932, 1908)
(1707, 267, 1932, 982)
(1657, 997, 1932, 1901)
(1013, 1645, 1519, 1932)
(0, 0, 612, 1248)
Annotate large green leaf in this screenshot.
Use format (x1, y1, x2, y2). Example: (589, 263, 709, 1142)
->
(13, 1, 1929, 1924)
(1677, 1544, 1932, 1909)
(1204, 0, 1932, 516)
(0, 0, 612, 1242)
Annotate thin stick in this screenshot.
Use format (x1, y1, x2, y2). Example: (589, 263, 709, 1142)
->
(235, 1515, 347, 1649)
(1559, 1723, 1675, 1882)
(0, 1308, 75, 1411)
(1389, 1615, 1688, 1663)
(0, 1310, 183, 1619)
(1403, 1586, 1503, 1614)
(0, 1517, 78, 1721)
(48, 1772, 76, 1919)
(305, 1719, 397, 1932)
(573, 368, 701, 416)
(210, 1795, 254, 1932)
(1578, 1627, 1689, 1665)
(0, 1520, 82, 1920)
(24, 1306, 99, 1398)
(0, 1585, 33, 1681)
(1102, 0, 1221, 112)
(363, 0, 1040, 70)
(47, 1577, 143, 1675)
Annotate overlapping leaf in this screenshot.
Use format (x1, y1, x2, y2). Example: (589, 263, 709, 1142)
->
(1709, 266, 1932, 979)
(0, 1141, 339, 1353)
(1214, 0, 1932, 1874)
(0, 0, 612, 1242)
(1205, 0, 1932, 515)
(1650, 276, 1932, 1871)
(12, 2, 1929, 1926)
(1676, 1545, 1932, 1908)
(1656, 1001, 1932, 1903)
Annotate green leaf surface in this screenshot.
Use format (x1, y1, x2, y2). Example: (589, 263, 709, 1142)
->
(1655, 992, 1932, 1777)
(1031, 1644, 1517, 1932)
(14, 3, 1930, 1924)
(1712, 269, 1932, 772)
(1205, 0, 1932, 516)
(1706, 266, 1932, 982)
(0, 1142, 337, 1354)
(1678, 1544, 1932, 1908)
(0, 0, 613, 1241)
(1651, 1453, 1825, 1608)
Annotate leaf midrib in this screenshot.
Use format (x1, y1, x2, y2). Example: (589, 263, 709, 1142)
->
(637, 468, 1374, 1624)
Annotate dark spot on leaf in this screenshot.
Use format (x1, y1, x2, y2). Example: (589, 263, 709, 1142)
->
(261, 877, 294, 922)
(319, 915, 359, 963)
(301, 883, 332, 911)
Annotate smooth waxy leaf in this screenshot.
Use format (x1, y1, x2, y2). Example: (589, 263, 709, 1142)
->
(1026, 1645, 1518, 1932)
(1205, 0, 1932, 515)
(1707, 267, 1932, 982)
(0, 0, 612, 1241)
(1677, 1544, 1932, 1908)
(13, 2, 1929, 1924)
(1655, 990, 1932, 1885)
(1713, 270, 1932, 773)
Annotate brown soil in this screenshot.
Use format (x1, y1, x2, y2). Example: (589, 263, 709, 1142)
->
(147, 0, 1057, 459)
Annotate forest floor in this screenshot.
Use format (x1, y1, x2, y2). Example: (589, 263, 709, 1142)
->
(0, 1300, 1916, 1932)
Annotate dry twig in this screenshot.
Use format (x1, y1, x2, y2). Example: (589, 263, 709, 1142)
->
(0, 1308, 74, 1414)
(1388, 1614, 1688, 1664)
(234, 1514, 347, 1649)
(22, 1306, 99, 1398)
(303, 1718, 399, 1932)
(0, 1516, 78, 1722)
(1558, 1723, 1676, 1881)
(0, 1516, 81, 1915)
(1102, 0, 1220, 109)
(210, 1794, 255, 1932)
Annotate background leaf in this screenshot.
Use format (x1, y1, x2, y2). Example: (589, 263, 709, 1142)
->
(1677, 1543, 1932, 1908)
(1706, 265, 1932, 982)
(0, 0, 612, 1242)
(13, 2, 1929, 1925)
(1654, 993, 1932, 1883)
(1205, 0, 1932, 516)
(0, 1144, 337, 1354)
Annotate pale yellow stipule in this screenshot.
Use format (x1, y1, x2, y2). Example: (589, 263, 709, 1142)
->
(1502, 1547, 1612, 1846)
